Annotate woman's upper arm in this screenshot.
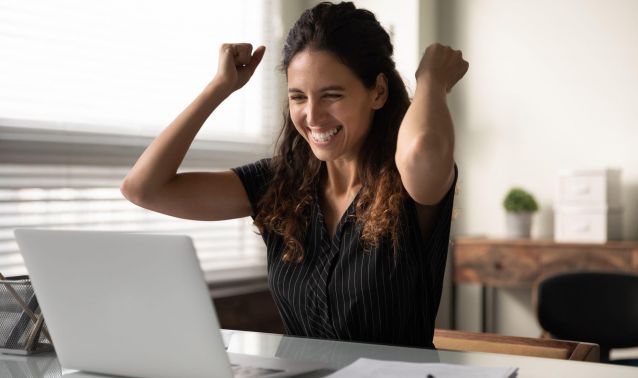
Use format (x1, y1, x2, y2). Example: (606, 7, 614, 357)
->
(122, 170, 253, 221)
(412, 164, 458, 239)
(397, 162, 454, 208)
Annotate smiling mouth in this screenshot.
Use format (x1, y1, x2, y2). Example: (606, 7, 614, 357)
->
(308, 125, 343, 144)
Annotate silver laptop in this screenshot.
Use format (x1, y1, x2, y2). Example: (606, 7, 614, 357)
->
(14, 229, 324, 378)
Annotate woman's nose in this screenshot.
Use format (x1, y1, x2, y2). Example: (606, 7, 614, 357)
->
(305, 99, 325, 126)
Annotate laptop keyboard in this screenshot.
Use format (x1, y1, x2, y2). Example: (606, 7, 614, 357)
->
(231, 363, 285, 378)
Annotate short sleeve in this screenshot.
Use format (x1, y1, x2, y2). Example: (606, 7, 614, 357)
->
(230, 158, 273, 218)
(425, 163, 458, 316)
(427, 163, 458, 250)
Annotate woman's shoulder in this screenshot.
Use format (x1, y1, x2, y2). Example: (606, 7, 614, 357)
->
(230, 158, 275, 204)
(231, 157, 273, 179)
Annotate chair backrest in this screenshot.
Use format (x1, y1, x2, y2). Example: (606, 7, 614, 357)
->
(535, 271, 638, 351)
(433, 329, 599, 362)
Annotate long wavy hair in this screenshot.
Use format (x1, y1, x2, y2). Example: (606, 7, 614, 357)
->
(254, 2, 411, 263)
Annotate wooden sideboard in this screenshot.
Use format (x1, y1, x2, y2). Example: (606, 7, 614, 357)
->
(451, 237, 638, 330)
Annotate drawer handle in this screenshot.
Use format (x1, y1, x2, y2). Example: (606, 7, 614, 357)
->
(493, 261, 503, 271)
(569, 184, 591, 195)
(572, 222, 590, 232)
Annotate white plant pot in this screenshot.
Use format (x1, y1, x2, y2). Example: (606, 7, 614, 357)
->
(506, 212, 533, 239)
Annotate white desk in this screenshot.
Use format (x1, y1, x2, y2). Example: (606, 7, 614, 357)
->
(1, 329, 636, 377)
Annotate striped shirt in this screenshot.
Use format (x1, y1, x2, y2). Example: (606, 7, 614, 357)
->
(231, 158, 457, 348)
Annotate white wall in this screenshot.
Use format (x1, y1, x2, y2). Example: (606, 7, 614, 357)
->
(437, 0, 638, 336)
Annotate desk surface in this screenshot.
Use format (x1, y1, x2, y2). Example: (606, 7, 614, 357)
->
(1, 330, 636, 377)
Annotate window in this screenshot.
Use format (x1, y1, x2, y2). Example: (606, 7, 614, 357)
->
(0, 0, 285, 280)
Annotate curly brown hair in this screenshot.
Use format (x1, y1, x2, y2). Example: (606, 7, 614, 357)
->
(254, 2, 411, 263)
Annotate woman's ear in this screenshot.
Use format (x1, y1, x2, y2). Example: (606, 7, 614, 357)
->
(372, 73, 389, 110)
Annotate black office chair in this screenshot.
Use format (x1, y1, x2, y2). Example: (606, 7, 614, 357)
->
(535, 271, 638, 365)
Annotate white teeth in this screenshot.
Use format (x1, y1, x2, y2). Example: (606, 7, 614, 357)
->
(310, 126, 341, 143)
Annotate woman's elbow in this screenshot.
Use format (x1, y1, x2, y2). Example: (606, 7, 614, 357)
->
(120, 177, 149, 206)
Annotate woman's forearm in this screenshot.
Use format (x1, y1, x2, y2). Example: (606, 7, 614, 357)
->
(121, 79, 233, 202)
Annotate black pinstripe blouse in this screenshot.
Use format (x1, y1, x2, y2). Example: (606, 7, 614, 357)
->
(231, 158, 457, 348)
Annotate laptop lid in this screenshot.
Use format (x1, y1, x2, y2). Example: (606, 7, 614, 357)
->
(14, 229, 232, 378)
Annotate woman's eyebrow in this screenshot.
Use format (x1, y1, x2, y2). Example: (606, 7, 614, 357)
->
(288, 85, 345, 93)
(319, 85, 345, 92)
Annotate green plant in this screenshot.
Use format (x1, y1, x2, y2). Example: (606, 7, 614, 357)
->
(503, 188, 539, 213)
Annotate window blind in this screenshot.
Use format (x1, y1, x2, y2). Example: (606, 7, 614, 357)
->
(0, 0, 286, 281)
(0, 158, 268, 282)
(0, 0, 282, 142)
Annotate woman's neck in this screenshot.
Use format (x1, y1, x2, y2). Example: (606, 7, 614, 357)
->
(323, 158, 362, 197)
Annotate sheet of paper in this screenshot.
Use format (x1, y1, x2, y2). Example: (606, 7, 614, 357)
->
(325, 358, 518, 378)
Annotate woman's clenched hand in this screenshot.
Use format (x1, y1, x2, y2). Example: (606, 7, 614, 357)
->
(415, 43, 469, 95)
(213, 43, 266, 94)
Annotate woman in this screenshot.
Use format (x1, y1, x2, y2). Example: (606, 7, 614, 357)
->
(121, 2, 468, 348)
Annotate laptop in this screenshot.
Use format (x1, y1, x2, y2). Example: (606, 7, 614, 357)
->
(14, 229, 325, 378)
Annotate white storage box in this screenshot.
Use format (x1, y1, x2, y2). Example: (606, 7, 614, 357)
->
(554, 206, 622, 243)
(555, 169, 621, 207)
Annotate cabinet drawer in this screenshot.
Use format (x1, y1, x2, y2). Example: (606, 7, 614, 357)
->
(555, 169, 621, 206)
(555, 208, 621, 243)
(542, 249, 632, 277)
(557, 175, 606, 204)
(454, 245, 540, 286)
(587, 249, 632, 271)
(555, 211, 607, 243)
(541, 249, 589, 278)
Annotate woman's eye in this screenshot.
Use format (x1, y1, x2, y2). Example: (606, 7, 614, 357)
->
(289, 95, 306, 101)
(324, 93, 342, 99)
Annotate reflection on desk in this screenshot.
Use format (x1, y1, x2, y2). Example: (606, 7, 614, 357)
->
(0, 352, 61, 377)
(0, 329, 636, 378)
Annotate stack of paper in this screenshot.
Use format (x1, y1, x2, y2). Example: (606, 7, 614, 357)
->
(326, 358, 518, 378)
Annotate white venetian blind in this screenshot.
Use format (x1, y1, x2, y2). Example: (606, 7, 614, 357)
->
(0, 162, 267, 280)
(0, 0, 285, 280)
(0, 0, 282, 141)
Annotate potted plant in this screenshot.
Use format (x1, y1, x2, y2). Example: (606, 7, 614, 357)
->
(503, 187, 539, 239)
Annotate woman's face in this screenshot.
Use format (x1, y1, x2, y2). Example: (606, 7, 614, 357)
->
(287, 49, 385, 162)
